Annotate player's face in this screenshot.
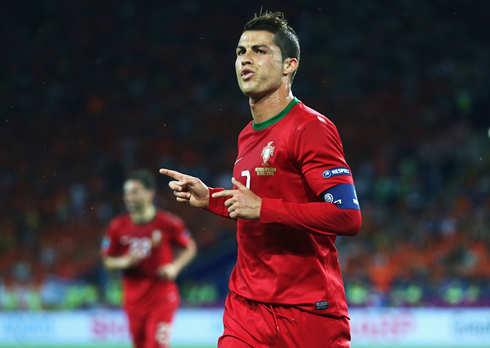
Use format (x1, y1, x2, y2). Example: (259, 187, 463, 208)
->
(235, 30, 285, 99)
(123, 180, 153, 213)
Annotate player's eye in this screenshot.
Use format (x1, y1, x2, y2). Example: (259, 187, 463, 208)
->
(237, 49, 245, 56)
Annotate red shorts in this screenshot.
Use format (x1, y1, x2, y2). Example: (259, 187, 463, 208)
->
(125, 294, 179, 348)
(218, 292, 351, 348)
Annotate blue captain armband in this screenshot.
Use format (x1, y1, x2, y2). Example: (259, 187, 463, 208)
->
(320, 184, 360, 210)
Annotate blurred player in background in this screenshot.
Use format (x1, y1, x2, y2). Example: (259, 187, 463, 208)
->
(160, 11, 361, 348)
(101, 169, 197, 348)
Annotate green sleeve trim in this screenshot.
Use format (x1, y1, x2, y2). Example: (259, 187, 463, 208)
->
(252, 97, 300, 131)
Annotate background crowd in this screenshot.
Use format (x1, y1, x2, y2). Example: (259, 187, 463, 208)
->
(1, 0, 489, 310)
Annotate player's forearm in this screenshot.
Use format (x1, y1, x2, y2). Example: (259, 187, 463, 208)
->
(260, 198, 361, 236)
(172, 239, 198, 274)
(205, 187, 233, 218)
(157, 239, 198, 280)
(102, 255, 133, 270)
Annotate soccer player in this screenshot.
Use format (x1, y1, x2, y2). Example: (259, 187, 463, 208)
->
(101, 169, 197, 348)
(160, 11, 361, 348)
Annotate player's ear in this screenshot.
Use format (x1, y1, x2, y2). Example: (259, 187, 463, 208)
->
(283, 58, 298, 77)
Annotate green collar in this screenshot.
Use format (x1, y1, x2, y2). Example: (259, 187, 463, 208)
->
(252, 97, 300, 131)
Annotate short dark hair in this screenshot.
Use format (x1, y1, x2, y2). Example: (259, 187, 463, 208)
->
(243, 11, 300, 81)
(125, 169, 156, 190)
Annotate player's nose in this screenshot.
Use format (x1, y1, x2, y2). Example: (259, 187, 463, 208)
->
(240, 52, 253, 65)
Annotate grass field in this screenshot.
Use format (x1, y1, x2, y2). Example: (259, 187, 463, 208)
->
(2, 345, 489, 348)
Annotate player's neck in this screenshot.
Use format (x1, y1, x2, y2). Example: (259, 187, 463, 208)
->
(249, 88, 294, 124)
(130, 205, 156, 224)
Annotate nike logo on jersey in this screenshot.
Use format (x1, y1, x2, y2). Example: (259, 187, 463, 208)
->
(235, 157, 244, 165)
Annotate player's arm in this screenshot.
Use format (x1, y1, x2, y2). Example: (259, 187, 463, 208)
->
(260, 194, 361, 236)
(258, 179, 361, 236)
(102, 253, 142, 270)
(211, 177, 360, 235)
(157, 237, 197, 281)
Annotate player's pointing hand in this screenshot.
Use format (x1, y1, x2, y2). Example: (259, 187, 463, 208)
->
(159, 168, 210, 208)
(212, 177, 262, 220)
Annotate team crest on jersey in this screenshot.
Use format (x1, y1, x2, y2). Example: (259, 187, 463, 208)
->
(151, 230, 162, 248)
(261, 141, 275, 166)
(256, 141, 277, 176)
(152, 230, 162, 247)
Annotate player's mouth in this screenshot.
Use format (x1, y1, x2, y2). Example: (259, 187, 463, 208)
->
(241, 68, 255, 80)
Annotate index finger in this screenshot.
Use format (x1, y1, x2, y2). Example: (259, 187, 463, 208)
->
(159, 168, 184, 181)
(232, 177, 247, 190)
(212, 189, 237, 198)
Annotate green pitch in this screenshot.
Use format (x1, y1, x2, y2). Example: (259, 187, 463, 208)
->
(2, 345, 489, 348)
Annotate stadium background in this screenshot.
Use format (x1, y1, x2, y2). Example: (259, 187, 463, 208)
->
(1, 0, 489, 347)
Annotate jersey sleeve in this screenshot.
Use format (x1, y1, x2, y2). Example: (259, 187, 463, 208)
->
(167, 214, 192, 248)
(205, 187, 233, 218)
(101, 219, 122, 256)
(295, 116, 353, 195)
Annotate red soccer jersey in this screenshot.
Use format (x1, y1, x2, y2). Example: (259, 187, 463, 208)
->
(207, 98, 361, 318)
(101, 210, 191, 312)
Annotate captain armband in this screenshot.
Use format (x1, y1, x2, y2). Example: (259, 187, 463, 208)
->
(320, 184, 360, 210)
